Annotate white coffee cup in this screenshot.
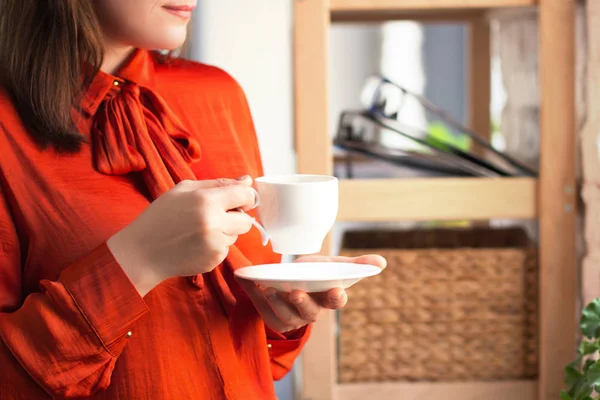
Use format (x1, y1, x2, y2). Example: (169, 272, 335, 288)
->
(249, 174, 338, 255)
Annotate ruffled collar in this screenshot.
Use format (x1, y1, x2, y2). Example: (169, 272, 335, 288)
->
(82, 49, 157, 116)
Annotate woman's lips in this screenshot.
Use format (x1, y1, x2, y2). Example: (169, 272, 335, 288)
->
(162, 4, 195, 19)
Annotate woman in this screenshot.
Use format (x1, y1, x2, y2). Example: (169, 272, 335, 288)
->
(0, 1, 385, 399)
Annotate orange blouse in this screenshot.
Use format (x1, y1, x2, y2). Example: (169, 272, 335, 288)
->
(0, 49, 310, 399)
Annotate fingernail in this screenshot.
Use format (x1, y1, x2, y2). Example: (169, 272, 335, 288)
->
(236, 175, 250, 181)
(331, 293, 343, 302)
(291, 295, 304, 305)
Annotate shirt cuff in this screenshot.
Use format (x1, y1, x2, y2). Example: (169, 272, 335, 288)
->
(266, 324, 311, 355)
(267, 325, 309, 342)
(59, 242, 149, 356)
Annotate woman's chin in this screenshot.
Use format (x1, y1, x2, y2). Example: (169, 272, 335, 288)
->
(139, 34, 188, 52)
(161, 38, 187, 51)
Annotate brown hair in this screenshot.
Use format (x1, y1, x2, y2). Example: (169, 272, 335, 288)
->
(0, 1, 104, 152)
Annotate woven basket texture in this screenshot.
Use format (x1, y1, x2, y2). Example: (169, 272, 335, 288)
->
(337, 227, 538, 383)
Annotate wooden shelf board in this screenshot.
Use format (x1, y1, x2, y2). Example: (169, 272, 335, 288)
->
(338, 177, 537, 221)
(331, 9, 487, 23)
(336, 380, 537, 400)
(330, 0, 536, 12)
(330, 0, 537, 22)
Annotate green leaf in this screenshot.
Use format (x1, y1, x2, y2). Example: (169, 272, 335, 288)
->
(579, 340, 600, 356)
(586, 360, 600, 388)
(566, 364, 585, 388)
(581, 298, 600, 339)
(573, 381, 593, 400)
(584, 359, 596, 373)
(560, 392, 573, 400)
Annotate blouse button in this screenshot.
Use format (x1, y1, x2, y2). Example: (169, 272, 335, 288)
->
(126, 331, 133, 338)
(267, 344, 272, 349)
(113, 80, 120, 87)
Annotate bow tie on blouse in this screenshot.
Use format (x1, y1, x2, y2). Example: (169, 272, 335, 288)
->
(91, 81, 202, 199)
(90, 78, 209, 288)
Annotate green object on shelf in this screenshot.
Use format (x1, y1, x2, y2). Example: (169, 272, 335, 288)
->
(425, 121, 472, 152)
(422, 220, 470, 228)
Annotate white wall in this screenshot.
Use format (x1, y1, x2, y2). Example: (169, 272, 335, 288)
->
(189, 0, 296, 176)
(329, 24, 381, 136)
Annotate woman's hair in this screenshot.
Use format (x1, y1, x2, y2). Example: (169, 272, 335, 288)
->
(0, 1, 104, 152)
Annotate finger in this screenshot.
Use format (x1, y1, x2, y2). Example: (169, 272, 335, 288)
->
(236, 278, 277, 317)
(312, 287, 348, 310)
(234, 175, 253, 186)
(176, 176, 252, 193)
(221, 210, 254, 235)
(207, 231, 238, 250)
(208, 184, 258, 211)
(296, 254, 387, 270)
(222, 233, 239, 247)
(288, 290, 321, 323)
(264, 288, 306, 329)
(236, 279, 312, 332)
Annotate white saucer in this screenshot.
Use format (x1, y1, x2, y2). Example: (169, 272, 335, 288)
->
(234, 262, 382, 293)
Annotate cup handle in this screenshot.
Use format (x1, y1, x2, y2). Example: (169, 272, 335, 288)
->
(251, 219, 270, 246)
(235, 187, 270, 246)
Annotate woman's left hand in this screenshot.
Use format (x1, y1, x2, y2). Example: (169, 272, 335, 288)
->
(237, 254, 386, 334)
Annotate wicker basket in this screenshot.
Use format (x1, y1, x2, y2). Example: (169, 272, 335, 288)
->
(337, 227, 538, 383)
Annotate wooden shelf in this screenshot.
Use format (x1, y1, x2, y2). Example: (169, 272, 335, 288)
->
(294, 0, 576, 398)
(330, 0, 536, 12)
(331, 9, 487, 23)
(329, 0, 536, 22)
(338, 177, 537, 222)
(336, 380, 537, 400)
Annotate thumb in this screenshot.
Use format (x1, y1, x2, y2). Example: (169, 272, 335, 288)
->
(234, 175, 253, 186)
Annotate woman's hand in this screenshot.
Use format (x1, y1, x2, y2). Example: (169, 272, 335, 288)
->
(237, 254, 386, 334)
(108, 177, 257, 297)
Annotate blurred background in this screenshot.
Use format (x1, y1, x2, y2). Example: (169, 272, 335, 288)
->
(187, 1, 587, 399)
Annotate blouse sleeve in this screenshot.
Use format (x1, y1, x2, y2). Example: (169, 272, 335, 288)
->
(266, 324, 312, 380)
(0, 185, 149, 398)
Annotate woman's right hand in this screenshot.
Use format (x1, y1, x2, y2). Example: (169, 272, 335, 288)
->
(107, 177, 257, 297)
